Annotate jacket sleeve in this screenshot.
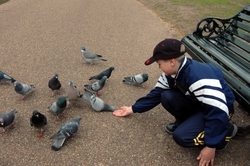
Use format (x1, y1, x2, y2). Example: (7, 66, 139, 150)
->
(132, 87, 165, 113)
(189, 77, 233, 147)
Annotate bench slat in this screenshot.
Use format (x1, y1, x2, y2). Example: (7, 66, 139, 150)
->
(189, 35, 250, 83)
(216, 37, 250, 68)
(228, 25, 250, 43)
(238, 12, 250, 22)
(222, 33, 250, 53)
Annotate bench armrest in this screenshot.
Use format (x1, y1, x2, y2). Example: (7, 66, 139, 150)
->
(193, 15, 238, 39)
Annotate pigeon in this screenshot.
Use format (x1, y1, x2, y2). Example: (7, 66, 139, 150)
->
(48, 73, 62, 97)
(50, 116, 82, 151)
(0, 70, 16, 83)
(0, 109, 17, 134)
(81, 46, 107, 64)
(83, 88, 116, 112)
(66, 80, 82, 107)
(123, 73, 148, 88)
(89, 66, 115, 80)
(30, 110, 47, 138)
(84, 76, 107, 96)
(14, 81, 35, 100)
(48, 95, 67, 121)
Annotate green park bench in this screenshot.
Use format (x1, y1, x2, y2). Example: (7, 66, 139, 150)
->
(181, 5, 250, 114)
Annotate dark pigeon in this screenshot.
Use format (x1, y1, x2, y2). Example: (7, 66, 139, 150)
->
(89, 67, 115, 80)
(0, 109, 17, 134)
(30, 110, 47, 138)
(48, 73, 62, 97)
(50, 116, 81, 151)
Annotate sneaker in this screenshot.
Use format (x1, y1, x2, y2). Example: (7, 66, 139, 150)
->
(216, 123, 238, 151)
(165, 122, 177, 134)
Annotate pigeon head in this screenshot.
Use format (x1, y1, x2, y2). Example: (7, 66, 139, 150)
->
(74, 116, 82, 122)
(142, 73, 149, 81)
(81, 46, 86, 52)
(68, 80, 73, 86)
(54, 73, 59, 79)
(14, 81, 22, 90)
(33, 110, 39, 117)
(110, 67, 115, 71)
(14, 81, 20, 87)
(100, 76, 108, 83)
(0, 118, 3, 125)
(57, 95, 67, 105)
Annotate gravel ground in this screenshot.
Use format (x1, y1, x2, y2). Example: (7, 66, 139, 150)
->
(0, 0, 250, 166)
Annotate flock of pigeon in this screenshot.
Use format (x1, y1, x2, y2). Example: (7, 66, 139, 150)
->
(0, 46, 149, 151)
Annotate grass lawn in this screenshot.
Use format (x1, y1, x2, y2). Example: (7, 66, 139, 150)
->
(137, 0, 249, 35)
(0, 0, 8, 5)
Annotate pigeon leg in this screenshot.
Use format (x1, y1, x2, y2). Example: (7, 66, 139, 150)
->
(1, 129, 6, 134)
(38, 129, 44, 138)
(96, 92, 101, 97)
(21, 96, 26, 100)
(11, 123, 15, 128)
(51, 91, 55, 97)
(56, 116, 61, 121)
(62, 112, 66, 117)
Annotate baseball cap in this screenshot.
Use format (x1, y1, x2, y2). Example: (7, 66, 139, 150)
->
(144, 38, 186, 65)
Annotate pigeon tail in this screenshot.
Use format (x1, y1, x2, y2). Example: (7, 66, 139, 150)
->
(51, 137, 66, 151)
(123, 77, 133, 83)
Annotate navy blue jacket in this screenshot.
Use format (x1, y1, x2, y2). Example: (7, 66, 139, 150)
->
(132, 56, 235, 147)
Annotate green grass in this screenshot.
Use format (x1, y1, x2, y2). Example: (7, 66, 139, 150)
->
(0, 0, 8, 5)
(137, 0, 249, 34)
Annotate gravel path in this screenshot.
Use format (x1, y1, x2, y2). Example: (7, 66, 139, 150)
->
(0, 0, 250, 165)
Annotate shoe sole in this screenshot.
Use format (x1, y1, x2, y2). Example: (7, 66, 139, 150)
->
(217, 123, 238, 151)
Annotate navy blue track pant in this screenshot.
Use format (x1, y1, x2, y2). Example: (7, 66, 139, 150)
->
(161, 89, 227, 148)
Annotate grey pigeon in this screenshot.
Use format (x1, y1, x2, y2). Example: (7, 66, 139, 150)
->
(84, 76, 107, 96)
(0, 109, 17, 134)
(50, 116, 81, 151)
(48, 73, 62, 97)
(48, 95, 67, 121)
(14, 81, 35, 100)
(81, 46, 107, 64)
(0, 70, 16, 83)
(123, 73, 148, 88)
(89, 67, 115, 80)
(83, 88, 116, 112)
(30, 110, 47, 138)
(66, 80, 82, 107)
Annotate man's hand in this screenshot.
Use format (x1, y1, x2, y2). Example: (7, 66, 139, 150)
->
(197, 146, 215, 166)
(113, 106, 133, 117)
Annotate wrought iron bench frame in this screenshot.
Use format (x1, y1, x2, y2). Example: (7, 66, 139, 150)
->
(181, 5, 250, 114)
